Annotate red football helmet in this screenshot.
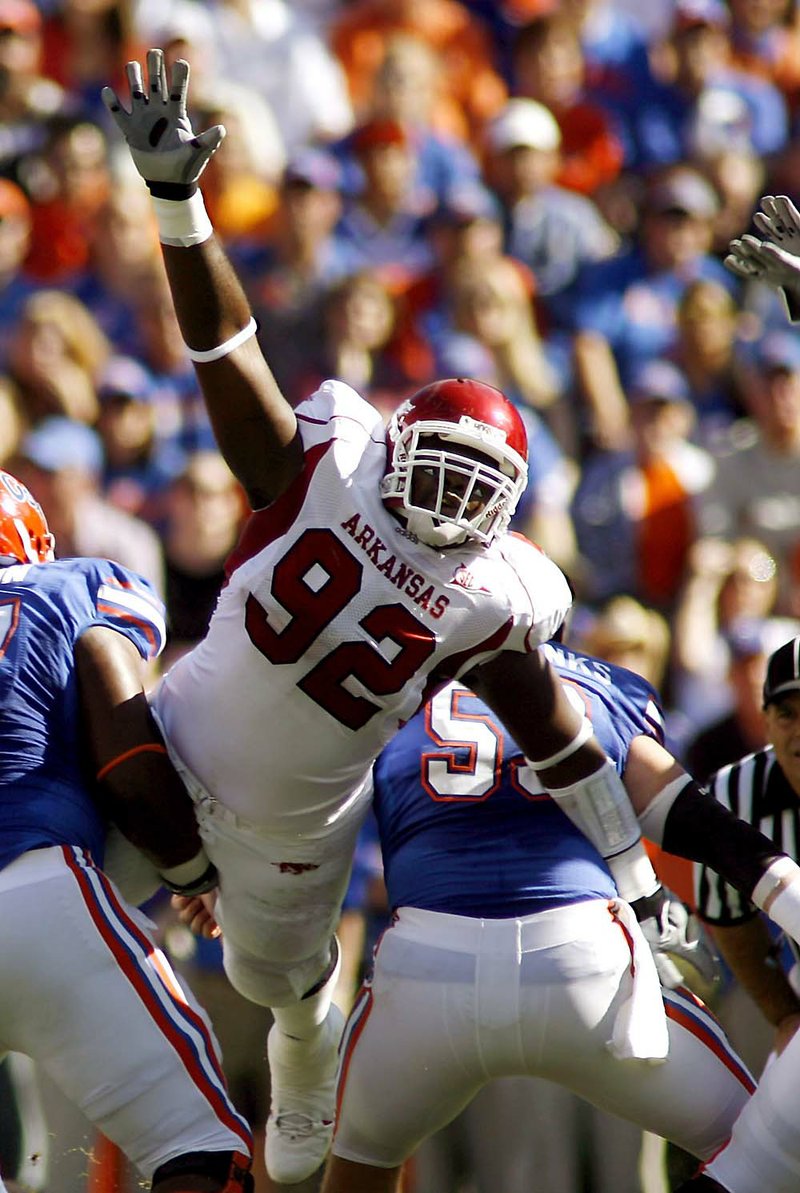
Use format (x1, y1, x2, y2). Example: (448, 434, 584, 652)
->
(0, 470, 55, 564)
(382, 379, 528, 547)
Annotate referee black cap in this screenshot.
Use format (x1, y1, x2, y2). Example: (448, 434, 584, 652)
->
(763, 637, 800, 707)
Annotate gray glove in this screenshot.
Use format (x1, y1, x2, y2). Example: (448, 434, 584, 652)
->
(753, 194, 800, 255)
(633, 888, 721, 991)
(101, 48, 225, 196)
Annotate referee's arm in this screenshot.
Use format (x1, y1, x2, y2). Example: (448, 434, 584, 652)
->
(708, 917, 800, 1046)
(695, 755, 800, 1050)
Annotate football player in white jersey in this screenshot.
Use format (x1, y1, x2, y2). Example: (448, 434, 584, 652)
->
(101, 50, 695, 1185)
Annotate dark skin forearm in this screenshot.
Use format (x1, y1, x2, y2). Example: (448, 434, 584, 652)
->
(161, 238, 303, 508)
(468, 648, 610, 786)
(76, 627, 203, 870)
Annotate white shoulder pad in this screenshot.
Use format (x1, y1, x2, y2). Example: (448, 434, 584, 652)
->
(295, 379, 384, 452)
(493, 532, 573, 653)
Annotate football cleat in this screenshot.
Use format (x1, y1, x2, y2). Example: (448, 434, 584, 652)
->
(382, 378, 528, 548)
(265, 1003, 344, 1185)
(0, 471, 55, 565)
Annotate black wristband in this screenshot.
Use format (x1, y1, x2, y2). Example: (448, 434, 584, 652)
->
(160, 860, 218, 897)
(147, 180, 198, 200)
(630, 886, 667, 924)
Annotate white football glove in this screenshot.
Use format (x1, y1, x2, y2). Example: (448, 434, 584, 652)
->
(633, 888, 721, 991)
(101, 48, 225, 195)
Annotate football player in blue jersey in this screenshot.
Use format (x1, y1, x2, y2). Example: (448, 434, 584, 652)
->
(317, 642, 800, 1193)
(0, 469, 254, 1193)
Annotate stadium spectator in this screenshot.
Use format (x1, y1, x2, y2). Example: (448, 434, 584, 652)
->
(68, 178, 162, 344)
(291, 268, 415, 417)
(38, 0, 142, 125)
(683, 617, 781, 783)
(6, 288, 109, 426)
(158, 448, 246, 670)
(628, 0, 789, 168)
(669, 278, 749, 450)
(329, 0, 508, 143)
(574, 594, 671, 691)
(510, 13, 626, 196)
(11, 415, 165, 597)
(0, 0, 69, 185)
(333, 32, 480, 208)
(697, 330, 800, 617)
(571, 358, 714, 612)
(436, 252, 560, 416)
(334, 117, 437, 285)
(0, 179, 40, 364)
(726, 0, 800, 108)
(22, 114, 112, 283)
(670, 537, 788, 748)
(389, 180, 507, 388)
(181, 0, 355, 154)
(240, 149, 350, 399)
(571, 164, 730, 451)
(96, 353, 186, 526)
(483, 96, 618, 325)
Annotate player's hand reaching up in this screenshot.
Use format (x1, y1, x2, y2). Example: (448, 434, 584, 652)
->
(101, 48, 225, 195)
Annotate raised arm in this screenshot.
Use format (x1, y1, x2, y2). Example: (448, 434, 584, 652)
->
(102, 49, 302, 508)
(725, 194, 800, 325)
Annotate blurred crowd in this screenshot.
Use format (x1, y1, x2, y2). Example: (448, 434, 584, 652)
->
(3, 0, 800, 1189)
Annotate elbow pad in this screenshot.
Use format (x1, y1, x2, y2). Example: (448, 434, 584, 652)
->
(639, 777, 779, 898)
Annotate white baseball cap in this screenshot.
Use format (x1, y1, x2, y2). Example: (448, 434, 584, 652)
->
(487, 99, 561, 153)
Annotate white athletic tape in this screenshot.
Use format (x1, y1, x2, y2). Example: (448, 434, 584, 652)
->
(185, 318, 258, 363)
(528, 715, 594, 771)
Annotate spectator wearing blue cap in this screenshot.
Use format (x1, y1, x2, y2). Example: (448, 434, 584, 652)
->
(571, 358, 714, 611)
(623, 0, 789, 169)
(96, 355, 188, 529)
(11, 415, 164, 599)
(571, 164, 733, 453)
(698, 330, 800, 616)
(231, 149, 352, 400)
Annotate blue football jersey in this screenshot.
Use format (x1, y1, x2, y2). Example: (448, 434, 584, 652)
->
(372, 642, 665, 917)
(0, 557, 166, 872)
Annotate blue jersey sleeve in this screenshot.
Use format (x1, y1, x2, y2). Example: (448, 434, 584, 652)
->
(70, 559, 166, 661)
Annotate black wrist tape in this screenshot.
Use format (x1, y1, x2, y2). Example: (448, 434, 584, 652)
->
(147, 180, 198, 201)
(160, 859, 218, 897)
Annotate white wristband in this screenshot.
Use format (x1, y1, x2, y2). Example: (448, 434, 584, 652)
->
(753, 857, 800, 915)
(160, 849, 212, 888)
(185, 317, 258, 363)
(151, 191, 213, 247)
(528, 715, 594, 771)
(606, 840, 661, 904)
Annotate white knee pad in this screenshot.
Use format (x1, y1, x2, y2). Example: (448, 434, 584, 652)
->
(221, 937, 334, 1008)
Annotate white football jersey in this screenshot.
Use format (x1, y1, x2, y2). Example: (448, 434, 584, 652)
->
(155, 381, 571, 830)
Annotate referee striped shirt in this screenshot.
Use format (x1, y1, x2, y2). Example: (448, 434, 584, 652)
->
(695, 745, 800, 925)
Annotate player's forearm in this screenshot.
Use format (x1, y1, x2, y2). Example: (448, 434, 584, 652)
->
(710, 919, 800, 1028)
(76, 628, 206, 873)
(160, 238, 302, 507)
